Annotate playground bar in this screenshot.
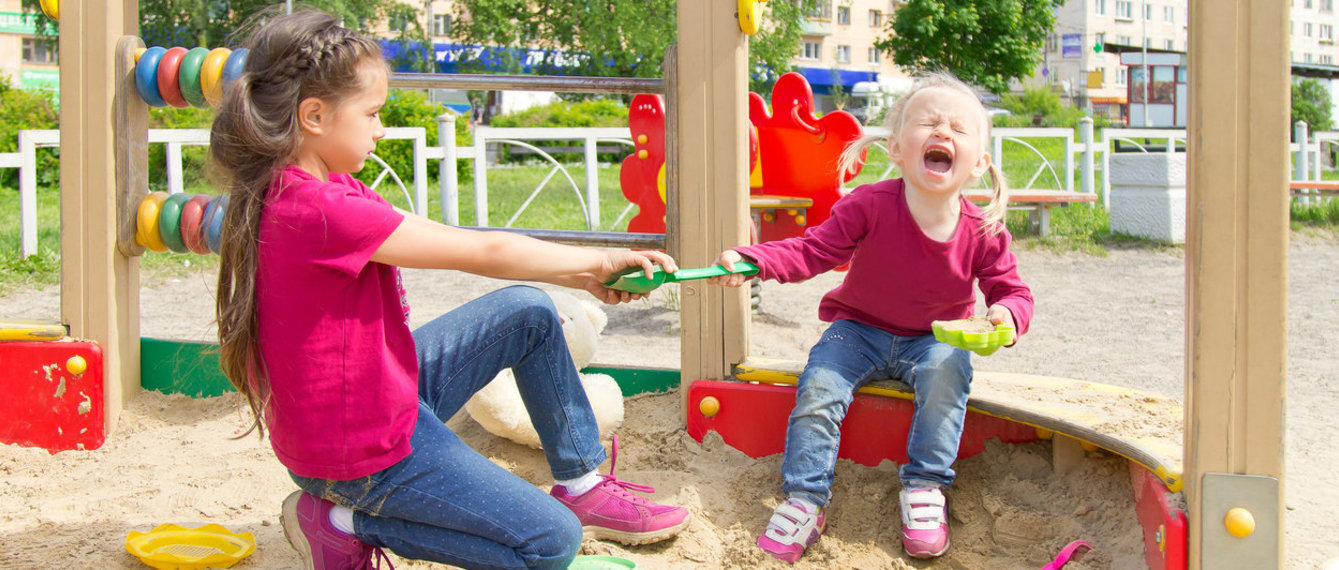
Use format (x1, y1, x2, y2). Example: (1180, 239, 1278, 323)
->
(390, 73, 665, 95)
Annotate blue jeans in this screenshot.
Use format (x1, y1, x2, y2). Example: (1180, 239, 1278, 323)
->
(781, 319, 973, 508)
(290, 285, 607, 569)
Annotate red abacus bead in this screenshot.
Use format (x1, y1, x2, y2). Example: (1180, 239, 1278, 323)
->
(156, 47, 190, 108)
(179, 194, 212, 255)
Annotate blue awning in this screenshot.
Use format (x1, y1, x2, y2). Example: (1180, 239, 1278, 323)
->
(796, 66, 879, 94)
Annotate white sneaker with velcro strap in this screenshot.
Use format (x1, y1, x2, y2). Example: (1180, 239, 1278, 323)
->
(899, 487, 949, 558)
(756, 497, 826, 563)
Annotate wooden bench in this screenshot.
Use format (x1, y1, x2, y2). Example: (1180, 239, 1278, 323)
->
(1288, 181, 1339, 196)
(964, 189, 1098, 236)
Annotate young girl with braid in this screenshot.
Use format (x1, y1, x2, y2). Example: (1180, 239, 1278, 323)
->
(211, 10, 689, 569)
(709, 72, 1034, 562)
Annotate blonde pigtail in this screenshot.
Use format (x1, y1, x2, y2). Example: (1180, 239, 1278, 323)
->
(836, 133, 886, 189)
(978, 162, 1010, 235)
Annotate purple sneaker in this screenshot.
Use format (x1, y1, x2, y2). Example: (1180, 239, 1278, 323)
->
(756, 497, 826, 563)
(899, 487, 949, 558)
(550, 436, 691, 546)
(280, 491, 393, 569)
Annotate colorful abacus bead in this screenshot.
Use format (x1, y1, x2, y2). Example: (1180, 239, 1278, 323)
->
(157, 192, 192, 253)
(221, 48, 249, 93)
(135, 47, 168, 108)
(178, 47, 211, 108)
(136, 192, 169, 252)
(156, 47, 190, 108)
(180, 194, 213, 255)
(200, 48, 232, 107)
(203, 194, 229, 254)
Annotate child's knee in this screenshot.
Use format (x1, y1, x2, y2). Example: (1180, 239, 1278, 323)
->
(521, 512, 583, 569)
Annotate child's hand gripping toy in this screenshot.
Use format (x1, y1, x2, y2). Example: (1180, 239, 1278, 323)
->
(931, 317, 1016, 357)
(605, 261, 760, 294)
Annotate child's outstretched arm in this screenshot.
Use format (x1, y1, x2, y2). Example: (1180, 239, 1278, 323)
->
(706, 250, 755, 288)
(372, 213, 676, 304)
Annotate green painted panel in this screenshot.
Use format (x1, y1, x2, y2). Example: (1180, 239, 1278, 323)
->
(140, 338, 234, 398)
(583, 365, 679, 396)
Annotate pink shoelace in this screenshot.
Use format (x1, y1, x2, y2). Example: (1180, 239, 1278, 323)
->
(593, 435, 657, 504)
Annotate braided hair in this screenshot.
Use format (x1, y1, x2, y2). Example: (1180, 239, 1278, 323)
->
(210, 9, 385, 438)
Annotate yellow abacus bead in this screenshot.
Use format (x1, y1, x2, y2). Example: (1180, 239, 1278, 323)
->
(1224, 507, 1255, 538)
(39, 0, 58, 21)
(66, 355, 87, 376)
(699, 396, 721, 418)
(136, 192, 170, 253)
(200, 47, 232, 107)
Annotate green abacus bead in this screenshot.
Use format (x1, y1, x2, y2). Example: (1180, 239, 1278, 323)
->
(158, 192, 191, 253)
(179, 47, 210, 108)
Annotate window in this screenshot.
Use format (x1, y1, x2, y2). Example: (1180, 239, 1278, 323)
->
(1164, 6, 1174, 22)
(868, 47, 881, 64)
(1117, 34, 1132, 45)
(1095, 0, 1107, 15)
(1145, 37, 1152, 49)
(1143, 2, 1153, 20)
(1305, 52, 1314, 62)
(1046, 34, 1059, 52)
(1116, 66, 1127, 86)
(1323, 54, 1335, 64)
(1306, 22, 1314, 37)
(1306, 0, 1313, 7)
(1165, 39, 1175, 50)
(801, 41, 822, 60)
(1115, 0, 1133, 19)
(868, 10, 882, 27)
(432, 14, 451, 36)
(1324, 0, 1335, 11)
(21, 38, 57, 64)
(836, 45, 851, 63)
(809, 0, 831, 20)
(1322, 23, 1334, 41)
(837, 6, 850, 25)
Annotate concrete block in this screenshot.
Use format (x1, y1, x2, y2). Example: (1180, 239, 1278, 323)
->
(1109, 153, 1187, 243)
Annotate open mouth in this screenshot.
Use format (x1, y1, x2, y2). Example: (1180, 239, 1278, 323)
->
(924, 147, 954, 174)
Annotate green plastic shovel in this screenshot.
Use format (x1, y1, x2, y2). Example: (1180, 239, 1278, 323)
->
(604, 261, 759, 294)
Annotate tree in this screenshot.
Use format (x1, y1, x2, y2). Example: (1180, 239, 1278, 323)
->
(445, 0, 820, 95)
(1292, 77, 1334, 133)
(878, 0, 1062, 94)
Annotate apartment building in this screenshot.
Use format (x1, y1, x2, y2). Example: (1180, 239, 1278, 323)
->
(0, 0, 58, 96)
(1035, 0, 1339, 126)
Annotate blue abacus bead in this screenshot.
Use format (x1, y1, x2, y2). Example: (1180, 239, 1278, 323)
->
(135, 46, 168, 107)
(220, 48, 249, 93)
(204, 194, 229, 254)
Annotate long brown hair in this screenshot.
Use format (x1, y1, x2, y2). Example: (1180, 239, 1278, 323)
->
(838, 71, 1010, 234)
(211, 9, 384, 437)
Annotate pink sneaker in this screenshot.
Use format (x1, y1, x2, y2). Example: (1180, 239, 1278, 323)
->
(756, 497, 826, 563)
(550, 436, 691, 546)
(280, 491, 394, 569)
(899, 487, 949, 558)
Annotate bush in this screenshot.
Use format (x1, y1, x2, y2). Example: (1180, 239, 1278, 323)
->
(353, 88, 468, 189)
(147, 105, 215, 192)
(489, 98, 630, 164)
(0, 77, 59, 189)
(995, 84, 1109, 129)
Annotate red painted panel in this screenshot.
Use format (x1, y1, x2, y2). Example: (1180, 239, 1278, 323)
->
(0, 341, 105, 453)
(1130, 463, 1188, 569)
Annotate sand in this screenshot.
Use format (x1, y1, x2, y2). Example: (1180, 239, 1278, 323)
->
(0, 233, 1336, 569)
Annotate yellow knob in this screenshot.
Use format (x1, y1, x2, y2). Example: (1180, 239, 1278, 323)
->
(66, 355, 87, 376)
(638, 149, 648, 159)
(795, 215, 806, 226)
(699, 396, 721, 418)
(1224, 507, 1255, 538)
(637, 134, 648, 144)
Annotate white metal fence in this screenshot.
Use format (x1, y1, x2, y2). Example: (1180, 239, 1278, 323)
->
(2, 119, 1333, 258)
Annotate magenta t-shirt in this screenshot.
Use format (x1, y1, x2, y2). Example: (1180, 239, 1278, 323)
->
(736, 178, 1034, 337)
(255, 165, 414, 480)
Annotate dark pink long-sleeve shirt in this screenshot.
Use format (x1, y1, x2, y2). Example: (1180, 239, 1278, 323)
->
(736, 178, 1033, 337)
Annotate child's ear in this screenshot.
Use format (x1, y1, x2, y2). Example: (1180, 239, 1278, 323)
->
(887, 137, 904, 165)
(297, 97, 327, 136)
(971, 152, 992, 179)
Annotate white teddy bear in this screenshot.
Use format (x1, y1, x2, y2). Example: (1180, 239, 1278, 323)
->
(464, 289, 625, 448)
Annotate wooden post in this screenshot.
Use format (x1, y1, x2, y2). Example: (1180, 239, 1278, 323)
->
(673, 0, 750, 415)
(1185, 0, 1288, 567)
(60, 2, 141, 432)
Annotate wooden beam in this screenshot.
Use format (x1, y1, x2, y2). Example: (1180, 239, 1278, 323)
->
(60, 2, 140, 433)
(1185, 0, 1289, 567)
(674, 0, 750, 416)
